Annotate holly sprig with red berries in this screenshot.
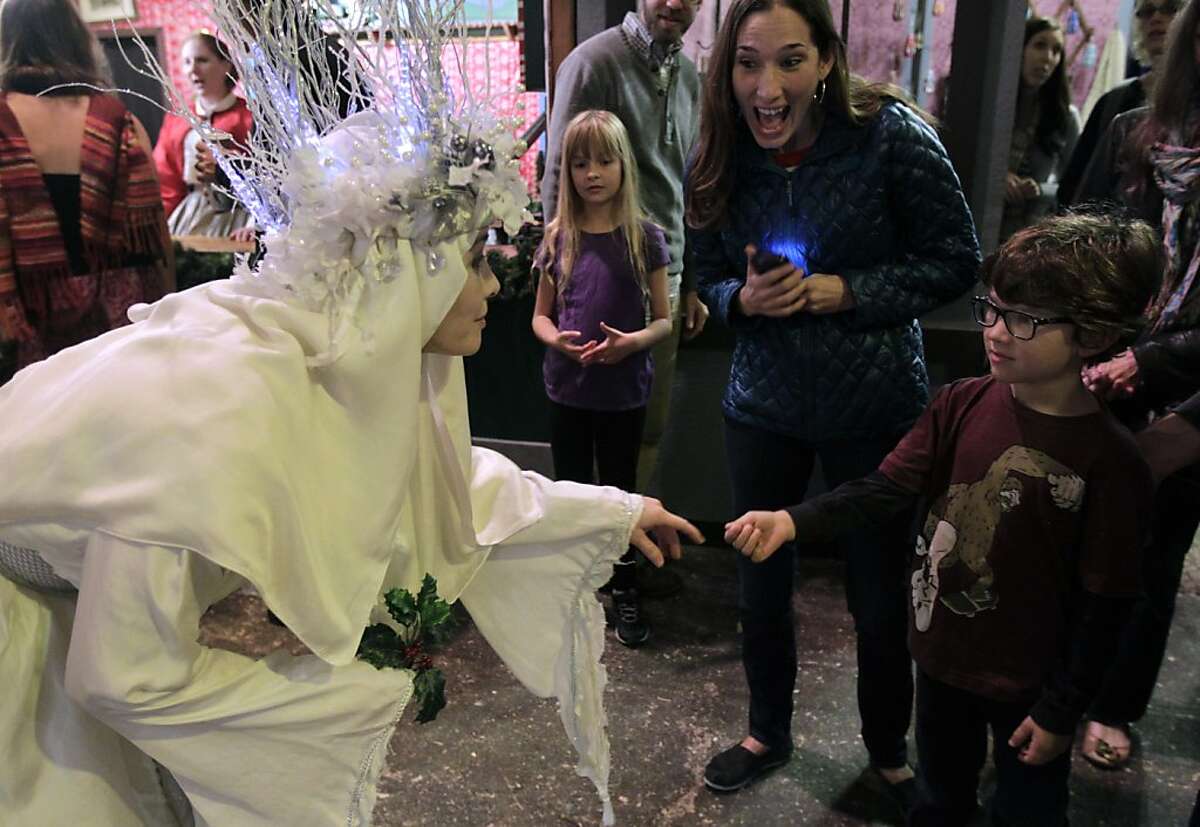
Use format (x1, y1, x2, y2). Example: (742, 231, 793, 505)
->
(356, 574, 455, 723)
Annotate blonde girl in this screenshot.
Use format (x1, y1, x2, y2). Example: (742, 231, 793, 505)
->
(532, 109, 671, 647)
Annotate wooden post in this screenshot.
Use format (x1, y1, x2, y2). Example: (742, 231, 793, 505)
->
(544, 0, 575, 111)
(921, 0, 1025, 334)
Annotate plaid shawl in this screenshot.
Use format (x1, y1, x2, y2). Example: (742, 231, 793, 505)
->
(0, 94, 164, 367)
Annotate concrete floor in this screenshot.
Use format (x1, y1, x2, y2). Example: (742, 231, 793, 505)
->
(200, 545, 1200, 827)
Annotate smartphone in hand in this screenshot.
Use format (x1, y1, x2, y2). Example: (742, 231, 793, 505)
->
(751, 249, 789, 273)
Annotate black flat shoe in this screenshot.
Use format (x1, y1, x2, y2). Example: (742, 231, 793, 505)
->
(703, 743, 791, 792)
(863, 765, 919, 816)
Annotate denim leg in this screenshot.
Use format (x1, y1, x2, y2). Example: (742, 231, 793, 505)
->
(1090, 470, 1200, 724)
(724, 418, 815, 752)
(909, 671, 988, 827)
(818, 434, 915, 769)
(988, 699, 1071, 827)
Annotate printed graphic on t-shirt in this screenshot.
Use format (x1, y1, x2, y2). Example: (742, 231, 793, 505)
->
(911, 445, 1085, 631)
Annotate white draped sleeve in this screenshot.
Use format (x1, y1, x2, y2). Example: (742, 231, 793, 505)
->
(62, 533, 415, 827)
(458, 461, 642, 827)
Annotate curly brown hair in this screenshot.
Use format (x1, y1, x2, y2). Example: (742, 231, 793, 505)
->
(981, 212, 1161, 341)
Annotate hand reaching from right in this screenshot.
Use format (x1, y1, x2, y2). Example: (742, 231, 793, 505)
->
(725, 509, 796, 563)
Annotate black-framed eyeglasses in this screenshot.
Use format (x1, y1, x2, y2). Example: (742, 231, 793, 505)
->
(971, 296, 1073, 341)
(1136, 1, 1181, 19)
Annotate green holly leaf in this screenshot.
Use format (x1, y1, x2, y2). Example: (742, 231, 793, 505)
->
(416, 577, 454, 643)
(412, 667, 447, 724)
(383, 587, 419, 629)
(356, 623, 404, 670)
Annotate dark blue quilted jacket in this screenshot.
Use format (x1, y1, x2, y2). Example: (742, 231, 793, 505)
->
(691, 102, 980, 442)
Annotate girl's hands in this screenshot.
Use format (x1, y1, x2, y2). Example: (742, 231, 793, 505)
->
(631, 496, 705, 567)
(581, 322, 637, 365)
(724, 510, 796, 563)
(554, 329, 595, 364)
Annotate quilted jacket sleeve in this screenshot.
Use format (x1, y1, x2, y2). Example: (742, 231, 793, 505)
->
(691, 222, 759, 331)
(840, 107, 981, 331)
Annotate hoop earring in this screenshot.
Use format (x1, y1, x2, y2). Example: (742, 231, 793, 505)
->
(814, 78, 827, 104)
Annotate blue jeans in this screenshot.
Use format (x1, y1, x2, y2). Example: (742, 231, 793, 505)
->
(910, 671, 1071, 827)
(723, 417, 914, 768)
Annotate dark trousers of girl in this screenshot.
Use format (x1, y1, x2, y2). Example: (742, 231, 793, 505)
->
(1088, 468, 1200, 726)
(723, 418, 914, 770)
(550, 401, 646, 590)
(909, 672, 1071, 827)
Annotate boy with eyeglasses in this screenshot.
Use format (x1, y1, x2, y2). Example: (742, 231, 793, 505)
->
(722, 213, 1160, 826)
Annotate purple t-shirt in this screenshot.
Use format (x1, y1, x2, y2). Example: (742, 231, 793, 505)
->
(539, 221, 669, 411)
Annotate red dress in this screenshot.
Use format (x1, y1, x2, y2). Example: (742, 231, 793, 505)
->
(152, 97, 254, 219)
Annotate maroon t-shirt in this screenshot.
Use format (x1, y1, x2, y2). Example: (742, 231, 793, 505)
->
(879, 376, 1152, 703)
(538, 221, 670, 411)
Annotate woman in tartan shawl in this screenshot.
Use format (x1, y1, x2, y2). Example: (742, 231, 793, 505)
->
(1079, 0, 1200, 772)
(0, 0, 173, 382)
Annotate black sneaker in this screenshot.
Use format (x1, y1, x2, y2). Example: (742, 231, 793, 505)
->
(612, 588, 649, 647)
(703, 743, 791, 792)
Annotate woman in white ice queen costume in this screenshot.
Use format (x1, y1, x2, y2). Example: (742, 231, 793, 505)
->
(0, 1, 701, 824)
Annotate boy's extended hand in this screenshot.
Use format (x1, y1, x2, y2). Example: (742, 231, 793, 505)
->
(724, 509, 796, 563)
(1008, 716, 1071, 765)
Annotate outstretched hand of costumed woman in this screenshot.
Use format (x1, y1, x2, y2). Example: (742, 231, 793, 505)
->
(633, 497, 705, 567)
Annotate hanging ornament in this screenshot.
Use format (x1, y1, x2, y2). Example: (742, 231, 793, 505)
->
(890, 52, 902, 84)
(893, 0, 907, 22)
(924, 68, 936, 95)
(933, 0, 945, 16)
(1065, 8, 1081, 35)
(1082, 39, 1098, 69)
(903, 32, 917, 58)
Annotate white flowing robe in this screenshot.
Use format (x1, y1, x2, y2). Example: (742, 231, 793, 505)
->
(1, 455, 638, 826)
(0, 226, 639, 825)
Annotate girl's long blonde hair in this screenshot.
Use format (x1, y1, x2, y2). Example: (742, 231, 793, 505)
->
(539, 110, 649, 295)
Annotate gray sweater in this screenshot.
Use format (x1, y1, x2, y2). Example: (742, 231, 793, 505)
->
(542, 20, 700, 287)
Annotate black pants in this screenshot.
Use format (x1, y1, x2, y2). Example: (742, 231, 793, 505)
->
(1089, 469, 1200, 725)
(910, 671, 1071, 827)
(550, 401, 646, 588)
(723, 417, 914, 768)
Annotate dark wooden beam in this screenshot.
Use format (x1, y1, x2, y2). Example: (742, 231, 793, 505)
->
(941, 0, 1026, 256)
